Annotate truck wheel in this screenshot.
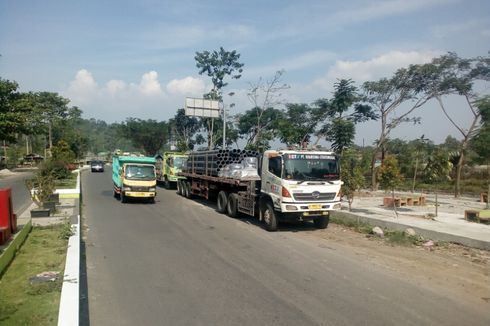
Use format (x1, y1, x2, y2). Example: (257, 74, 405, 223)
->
(148, 197, 155, 204)
(177, 180, 183, 196)
(185, 181, 193, 199)
(121, 193, 127, 203)
(164, 177, 171, 189)
(226, 193, 239, 218)
(217, 191, 228, 213)
(314, 215, 329, 229)
(262, 202, 278, 231)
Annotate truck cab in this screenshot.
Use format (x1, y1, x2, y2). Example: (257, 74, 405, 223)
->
(156, 152, 188, 189)
(259, 150, 342, 230)
(112, 155, 157, 203)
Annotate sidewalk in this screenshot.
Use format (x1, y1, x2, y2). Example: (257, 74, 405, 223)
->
(333, 191, 490, 250)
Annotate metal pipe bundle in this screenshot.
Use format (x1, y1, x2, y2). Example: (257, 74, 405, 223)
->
(183, 149, 259, 177)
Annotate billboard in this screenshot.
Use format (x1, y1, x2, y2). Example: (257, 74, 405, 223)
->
(184, 98, 220, 118)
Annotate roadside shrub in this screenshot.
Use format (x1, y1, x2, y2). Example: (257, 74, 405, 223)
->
(39, 160, 71, 180)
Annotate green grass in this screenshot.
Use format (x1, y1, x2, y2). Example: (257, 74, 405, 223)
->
(0, 224, 68, 326)
(54, 173, 77, 189)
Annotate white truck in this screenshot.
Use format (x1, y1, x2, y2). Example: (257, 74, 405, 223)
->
(178, 149, 342, 231)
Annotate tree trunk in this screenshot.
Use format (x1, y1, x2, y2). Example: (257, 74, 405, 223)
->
(392, 189, 398, 218)
(455, 152, 464, 198)
(412, 157, 419, 193)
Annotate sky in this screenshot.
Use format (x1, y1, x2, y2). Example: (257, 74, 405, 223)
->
(1, 0, 489, 146)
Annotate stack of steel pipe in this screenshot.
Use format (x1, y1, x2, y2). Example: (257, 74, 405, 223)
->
(183, 149, 259, 177)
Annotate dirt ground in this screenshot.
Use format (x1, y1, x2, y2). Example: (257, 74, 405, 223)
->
(300, 222, 490, 309)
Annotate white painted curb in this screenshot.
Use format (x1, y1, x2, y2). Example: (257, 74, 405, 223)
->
(57, 215, 80, 326)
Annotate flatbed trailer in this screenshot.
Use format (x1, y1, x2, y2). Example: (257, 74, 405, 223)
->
(177, 172, 260, 217)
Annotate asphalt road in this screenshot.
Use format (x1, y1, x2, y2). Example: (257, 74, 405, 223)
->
(0, 171, 34, 214)
(82, 169, 490, 326)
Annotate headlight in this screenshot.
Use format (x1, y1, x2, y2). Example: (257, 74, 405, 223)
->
(285, 205, 298, 211)
(149, 187, 156, 192)
(333, 203, 341, 210)
(122, 186, 131, 191)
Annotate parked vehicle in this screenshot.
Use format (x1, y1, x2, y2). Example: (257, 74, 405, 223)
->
(112, 155, 157, 203)
(90, 160, 105, 172)
(155, 152, 188, 189)
(178, 149, 342, 231)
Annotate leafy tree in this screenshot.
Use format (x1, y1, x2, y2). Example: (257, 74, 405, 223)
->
(168, 109, 203, 151)
(423, 148, 453, 184)
(424, 53, 490, 197)
(276, 103, 319, 147)
(363, 64, 435, 190)
(0, 78, 32, 143)
(315, 79, 376, 154)
(245, 70, 289, 149)
(30, 92, 76, 157)
(378, 155, 403, 217)
(237, 106, 282, 151)
(121, 118, 169, 155)
(195, 47, 244, 148)
(340, 149, 365, 211)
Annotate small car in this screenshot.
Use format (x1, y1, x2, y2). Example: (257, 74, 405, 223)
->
(90, 160, 105, 172)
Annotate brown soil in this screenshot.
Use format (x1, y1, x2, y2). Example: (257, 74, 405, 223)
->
(300, 223, 490, 308)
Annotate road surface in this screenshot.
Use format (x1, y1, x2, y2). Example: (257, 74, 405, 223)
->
(81, 169, 489, 326)
(0, 170, 34, 214)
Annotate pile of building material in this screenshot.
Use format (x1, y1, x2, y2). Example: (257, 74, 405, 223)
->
(183, 149, 259, 178)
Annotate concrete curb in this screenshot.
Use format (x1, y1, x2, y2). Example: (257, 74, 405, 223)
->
(57, 214, 80, 326)
(332, 211, 490, 250)
(57, 169, 81, 326)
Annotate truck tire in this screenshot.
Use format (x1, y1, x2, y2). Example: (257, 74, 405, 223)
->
(164, 177, 171, 189)
(226, 193, 239, 218)
(177, 180, 183, 196)
(185, 181, 193, 199)
(314, 215, 329, 229)
(121, 193, 127, 203)
(217, 191, 228, 213)
(262, 202, 278, 231)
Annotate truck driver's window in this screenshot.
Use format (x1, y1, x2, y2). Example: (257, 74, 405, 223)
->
(268, 157, 282, 178)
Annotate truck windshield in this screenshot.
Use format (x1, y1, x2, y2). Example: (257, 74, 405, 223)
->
(283, 154, 339, 181)
(173, 157, 187, 169)
(125, 165, 155, 180)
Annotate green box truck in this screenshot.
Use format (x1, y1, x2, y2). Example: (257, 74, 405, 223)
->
(112, 155, 157, 203)
(155, 152, 188, 189)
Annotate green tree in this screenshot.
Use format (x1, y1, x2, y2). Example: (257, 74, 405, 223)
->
(168, 109, 203, 151)
(122, 118, 169, 155)
(276, 103, 319, 147)
(195, 47, 244, 148)
(340, 149, 365, 211)
(237, 106, 282, 151)
(419, 52, 489, 197)
(378, 155, 403, 217)
(363, 64, 435, 190)
(315, 79, 376, 154)
(0, 78, 32, 143)
(245, 70, 289, 149)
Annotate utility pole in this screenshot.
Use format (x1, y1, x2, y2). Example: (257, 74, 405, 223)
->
(222, 102, 226, 149)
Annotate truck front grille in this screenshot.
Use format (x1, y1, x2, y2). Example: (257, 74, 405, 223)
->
(293, 192, 336, 201)
(131, 186, 149, 192)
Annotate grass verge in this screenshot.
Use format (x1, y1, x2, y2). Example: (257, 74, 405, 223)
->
(331, 215, 425, 247)
(54, 172, 77, 189)
(0, 223, 69, 326)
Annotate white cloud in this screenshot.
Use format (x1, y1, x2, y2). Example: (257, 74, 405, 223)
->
(311, 50, 440, 91)
(134, 71, 163, 95)
(105, 79, 127, 96)
(166, 76, 206, 95)
(66, 69, 98, 103)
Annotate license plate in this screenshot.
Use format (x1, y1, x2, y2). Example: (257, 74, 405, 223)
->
(130, 192, 152, 197)
(308, 204, 322, 209)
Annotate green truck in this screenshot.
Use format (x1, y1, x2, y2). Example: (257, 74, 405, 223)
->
(112, 155, 157, 203)
(155, 152, 188, 189)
